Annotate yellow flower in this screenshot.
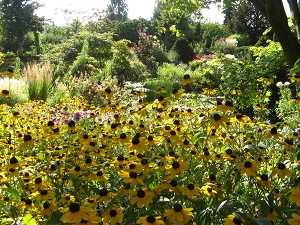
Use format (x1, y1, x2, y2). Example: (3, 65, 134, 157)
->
(164, 203, 193, 224)
(202, 87, 217, 95)
(130, 188, 154, 208)
(272, 163, 292, 178)
(137, 215, 165, 225)
(201, 185, 217, 197)
(166, 160, 189, 177)
(118, 170, 145, 185)
(1, 66, 19, 78)
(230, 88, 242, 95)
(60, 203, 92, 223)
(223, 215, 244, 225)
(237, 160, 259, 176)
(290, 188, 300, 206)
(181, 74, 196, 85)
(102, 205, 124, 225)
(288, 213, 300, 225)
(290, 74, 300, 83)
(257, 76, 274, 85)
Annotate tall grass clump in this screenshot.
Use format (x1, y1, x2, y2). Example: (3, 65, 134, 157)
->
(23, 61, 53, 101)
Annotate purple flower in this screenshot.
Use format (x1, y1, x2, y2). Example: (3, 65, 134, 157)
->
(73, 111, 83, 121)
(61, 105, 68, 111)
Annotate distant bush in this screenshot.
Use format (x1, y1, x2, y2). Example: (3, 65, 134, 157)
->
(229, 34, 250, 47)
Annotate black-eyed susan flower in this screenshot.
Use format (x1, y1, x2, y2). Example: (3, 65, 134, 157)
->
(237, 159, 259, 176)
(73, 211, 102, 225)
(290, 74, 300, 83)
(155, 87, 166, 94)
(1, 66, 19, 78)
(181, 74, 196, 85)
(118, 170, 145, 185)
(272, 163, 292, 178)
(265, 127, 283, 139)
(182, 183, 201, 199)
(257, 76, 274, 85)
(201, 185, 217, 197)
(164, 203, 193, 224)
(129, 188, 154, 208)
(34, 189, 55, 202)
(172, 88, 185, 99)
(223, 215, 244, 225)
(162, 179, 182, 194)
(0, 89, 11, 97)
(98, 88, 113, 99)
(20, 198, 36, 210)
(288, 213, 300, 225)
(202, 87, 217, 95)
(97, 188, 115, 202)
(61, 202, 92, 223)
(41, 201, 57, 217)
(61, 194, 76, 204)
(166, 160, 189, 177)
(136, 215, 165, 225)
(290, 188, 300, 206)
(102, 205, 124, 225)
(230, 88, 242, 95)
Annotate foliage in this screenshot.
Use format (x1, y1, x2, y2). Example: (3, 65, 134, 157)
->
(100, 39, 147, 84)
(199, 23, 230, 49)
(106, 0, 128, 22)
(228, 34, 250, 47)
(0, 0, 45, 56)
(23, 61, 53, 101)
(223, 1, 270, 45)
(211, 38, 237, 54)
(113, 18, 153, 43)
(171, 37, 194, 63)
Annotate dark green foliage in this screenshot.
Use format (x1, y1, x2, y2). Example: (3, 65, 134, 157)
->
(229, 34, 250, 47)
(223, 1, 270, 45)
(199, 23, 230, 49)
(106, 0, 128, 22)
(0, 0, 45, 56)
(113, 18, 153, 43)
(171, 37, 194, 63)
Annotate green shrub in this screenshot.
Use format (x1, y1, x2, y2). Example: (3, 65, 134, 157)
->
(229, 34, 250, 47)
(171, 37, 194, 63)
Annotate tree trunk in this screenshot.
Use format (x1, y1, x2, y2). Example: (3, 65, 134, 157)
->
(251, 0, 300, 67)
(287, 0, 300, 41)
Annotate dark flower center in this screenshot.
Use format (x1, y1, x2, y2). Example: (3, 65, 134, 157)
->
(105, 88, 111, 94)
(148, 136, 154, 141)
(69, 203, 80, 212)
(10, 156, 18, 164)
(2, 90, 9, 94)
(233, 217, 242, 225)
(214, 114, 221, 121)
(40, 190, 48, 195)
(172, 161, 180, 169)
(47, 121, 54, 126)
(209, 174, 216, 180)
(35, 178, 42, 184)
(85, 157, 92, 163)
(270, 128, 277, 134)
(146, 216, 156, 223)
(170, 180, 177, 187)
(120, 133, 127, 139)
(99, 188, 108, 196)
(170, 130, 176, 136)
(68, 120, 75, 127)
(129, 171, 138, 179)
(137, 190, 145, 198)
(183, 139, 189, 145)
(25, 199, 32, 205)
(132, 138, 140, 145)
(285, 139, 293, 145)
(96, 171, 103, 176)
(23, 134, 32, 142)
(183, 74, 190, 79)
(244, 161, 252, 168)
(75, 165, 81, 171)
(260, 174, 268, 181)
(187, 184, 194, 190)
(43, 202, 50, 209)
(110, 209, 117, 217)
(173, 203, 183, 212)
(277, 163, 286, 170)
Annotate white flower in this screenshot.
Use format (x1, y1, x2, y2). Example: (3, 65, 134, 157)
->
(276, 82, 283, 87)
(284, 81, 290, 86)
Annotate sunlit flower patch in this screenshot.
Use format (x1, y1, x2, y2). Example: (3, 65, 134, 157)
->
(0, 82, 299, 225)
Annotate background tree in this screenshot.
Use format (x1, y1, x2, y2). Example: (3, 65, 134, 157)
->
(106, 0, 128, 22)
(223, 0, 270, 45)
(0, 0, 45, 57)
(160, 0, 300, 67)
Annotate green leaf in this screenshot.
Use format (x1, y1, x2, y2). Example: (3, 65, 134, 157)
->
(22, 214, 36, 225)
(250, 217, 272, 225)
(37, 152, 45, 159)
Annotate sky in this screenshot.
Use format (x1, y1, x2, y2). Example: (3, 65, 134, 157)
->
(36, 0, 290, 27)
(36, 0, 225, 26)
